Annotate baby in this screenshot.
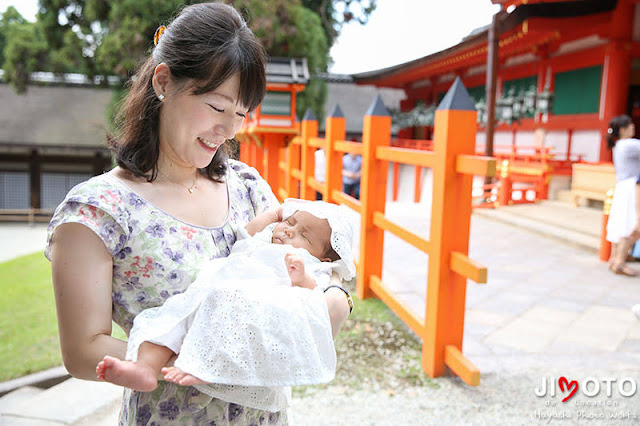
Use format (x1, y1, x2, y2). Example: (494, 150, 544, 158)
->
(96, 199, 355, 411)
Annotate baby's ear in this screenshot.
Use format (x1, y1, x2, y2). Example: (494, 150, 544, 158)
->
(320, 256, 333, 263)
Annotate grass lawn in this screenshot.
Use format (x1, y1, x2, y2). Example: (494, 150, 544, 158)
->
(1, 253, 428, 390)
(0, 252, 125, 382)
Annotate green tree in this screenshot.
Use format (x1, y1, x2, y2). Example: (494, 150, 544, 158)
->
(1, 7, 48, 93)
(2, 0, 376, 117)
(301, 0, 376, 48)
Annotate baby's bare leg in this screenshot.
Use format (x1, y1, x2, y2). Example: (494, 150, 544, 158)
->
(162, 366, 208, 386)
(96, 342, 175, 391)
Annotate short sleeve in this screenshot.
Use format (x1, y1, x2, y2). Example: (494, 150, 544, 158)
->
(45, 178, 129, 260)
(228, 159, 279, 215)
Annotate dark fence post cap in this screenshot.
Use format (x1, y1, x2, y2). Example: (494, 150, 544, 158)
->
(328, 104, 345, 118)
(302, 108, 317, 121)
(436, 77, 476, 111)
(366, 94, 390, 117)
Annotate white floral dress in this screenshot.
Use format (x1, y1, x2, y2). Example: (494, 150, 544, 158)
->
(45, 160, 285, 425)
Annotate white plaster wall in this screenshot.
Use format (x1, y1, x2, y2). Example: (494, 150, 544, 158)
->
(494, 131, 513, 149)
(571, 130, 601, 162)
(545, 130, 569, 156)
(516, 130, 535, 154)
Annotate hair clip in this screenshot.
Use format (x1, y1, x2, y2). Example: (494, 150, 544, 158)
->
(153, 25, 166, 47)
(607, 128, 613, 134)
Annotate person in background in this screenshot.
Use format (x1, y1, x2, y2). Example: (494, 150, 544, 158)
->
(606, 114, 640, 276)
(45, 3, 350, 425)
(314, 148, 326, 200)
(342, 152, 362, 200)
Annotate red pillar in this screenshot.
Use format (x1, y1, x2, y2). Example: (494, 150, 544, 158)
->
(599, 0, 633, 162)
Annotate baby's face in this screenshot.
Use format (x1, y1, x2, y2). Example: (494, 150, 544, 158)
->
(272, 211, 332, 261)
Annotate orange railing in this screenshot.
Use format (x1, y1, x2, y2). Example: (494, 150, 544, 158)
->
(240, 79, 496, 385)
(390, 140, 585, 206)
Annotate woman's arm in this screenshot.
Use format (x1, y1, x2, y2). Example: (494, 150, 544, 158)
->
(49, 223, 127, 380)
(324, 273, 351, 339)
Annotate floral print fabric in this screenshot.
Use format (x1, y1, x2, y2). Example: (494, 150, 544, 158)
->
(45, 160, 286, 425)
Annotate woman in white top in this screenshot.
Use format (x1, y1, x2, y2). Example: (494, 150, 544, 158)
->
(606, 114, 640, 276)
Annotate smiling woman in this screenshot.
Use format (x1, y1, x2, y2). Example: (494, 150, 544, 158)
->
(44, 2, 351, 425)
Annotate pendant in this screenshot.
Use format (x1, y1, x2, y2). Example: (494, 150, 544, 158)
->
(188, 188, 194, 194)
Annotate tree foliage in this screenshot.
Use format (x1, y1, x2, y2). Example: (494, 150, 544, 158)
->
(301, 0, 376, 47)
(1, 0, 376, 116)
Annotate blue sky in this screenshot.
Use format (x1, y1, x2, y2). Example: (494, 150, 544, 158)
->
(0, 0, 500, 74)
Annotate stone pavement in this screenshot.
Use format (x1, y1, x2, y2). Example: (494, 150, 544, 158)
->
(2, 200, 640, 424)
(381, 200, 640, 375)
(0, 223, 48, 262)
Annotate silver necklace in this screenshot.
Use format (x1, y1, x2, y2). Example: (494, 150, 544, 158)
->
(158, 171, 198, 194)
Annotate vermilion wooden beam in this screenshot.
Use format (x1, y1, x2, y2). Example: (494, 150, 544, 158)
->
(456, 155, 497, 177)
(376, 146, 436, 168)
(524, 13, 611, 35)
(308, 137, 326, 148)
(370, 275, 426, 339)
(331, 190, 362, 213)
(450, 251, 488, 284)
(307, 176, 323, 192)
(334, 141, 363, 155)
(444, 345, 480, 386)
(373, 211, 431, 254)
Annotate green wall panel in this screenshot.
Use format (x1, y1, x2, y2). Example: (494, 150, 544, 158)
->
(552, 66, 602, 115)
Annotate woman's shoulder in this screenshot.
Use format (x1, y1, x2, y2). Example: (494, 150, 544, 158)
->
(227, 159, 262, 182)
(62, 172, 131, 209)
(226, 159, 278, 213)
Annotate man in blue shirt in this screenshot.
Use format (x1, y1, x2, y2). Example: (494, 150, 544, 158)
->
(342, 153, 362, 200)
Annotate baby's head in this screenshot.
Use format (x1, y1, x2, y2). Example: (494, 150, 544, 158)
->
(271, 211, 339, 262)
(272, 199, 356, 281)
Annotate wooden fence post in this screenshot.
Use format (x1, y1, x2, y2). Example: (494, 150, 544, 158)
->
(498, 160, 512, 206)
(324, 104, 346, 203)
(392, 162, 400, 201)
(358, 95, 391, 300)
(262, 133, 283, 193)
(301, 109, 318, 200)
(424, 77, 477, 377)
(287, 137, 301, 200)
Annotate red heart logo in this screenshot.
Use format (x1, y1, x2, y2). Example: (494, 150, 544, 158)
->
(558, 376, 578, 402)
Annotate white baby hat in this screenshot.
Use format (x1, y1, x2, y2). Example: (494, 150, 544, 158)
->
(281, 198, 356, 281)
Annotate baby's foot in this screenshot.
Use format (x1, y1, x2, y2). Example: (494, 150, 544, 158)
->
(96, 355, 158, 391)
(162, 366, 207, 386)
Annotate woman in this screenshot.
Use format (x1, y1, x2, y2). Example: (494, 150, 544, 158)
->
(45, 3, 350, 424)
(606, 114, 640, 276)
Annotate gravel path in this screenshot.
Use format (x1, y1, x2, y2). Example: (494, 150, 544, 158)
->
(289, 368, 640, 425)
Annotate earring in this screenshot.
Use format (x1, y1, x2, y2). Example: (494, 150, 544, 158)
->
(158, 94, 165, 101)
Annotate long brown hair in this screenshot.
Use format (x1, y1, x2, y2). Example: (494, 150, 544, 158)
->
(606, 114, 633, 150)
(111, 2, 267, 182)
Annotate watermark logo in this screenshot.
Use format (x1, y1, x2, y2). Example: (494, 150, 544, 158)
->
(558, 377, 578, 402)
(535, 376, 638, 401)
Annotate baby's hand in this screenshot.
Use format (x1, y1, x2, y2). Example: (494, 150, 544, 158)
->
(286, 253, 315, 289)
(285, 253, 305, 284)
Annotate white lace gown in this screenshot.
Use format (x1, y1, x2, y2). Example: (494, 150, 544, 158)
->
(125, 226, 336, 412)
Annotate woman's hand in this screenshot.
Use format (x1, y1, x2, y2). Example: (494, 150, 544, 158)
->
(50, 223, 127, 380)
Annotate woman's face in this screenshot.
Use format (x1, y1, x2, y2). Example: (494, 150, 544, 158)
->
(158, 72, 248, 169)
(621, 122, 636, 139)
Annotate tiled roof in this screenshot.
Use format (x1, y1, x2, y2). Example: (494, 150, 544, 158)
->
(266, 57, 309, 85)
